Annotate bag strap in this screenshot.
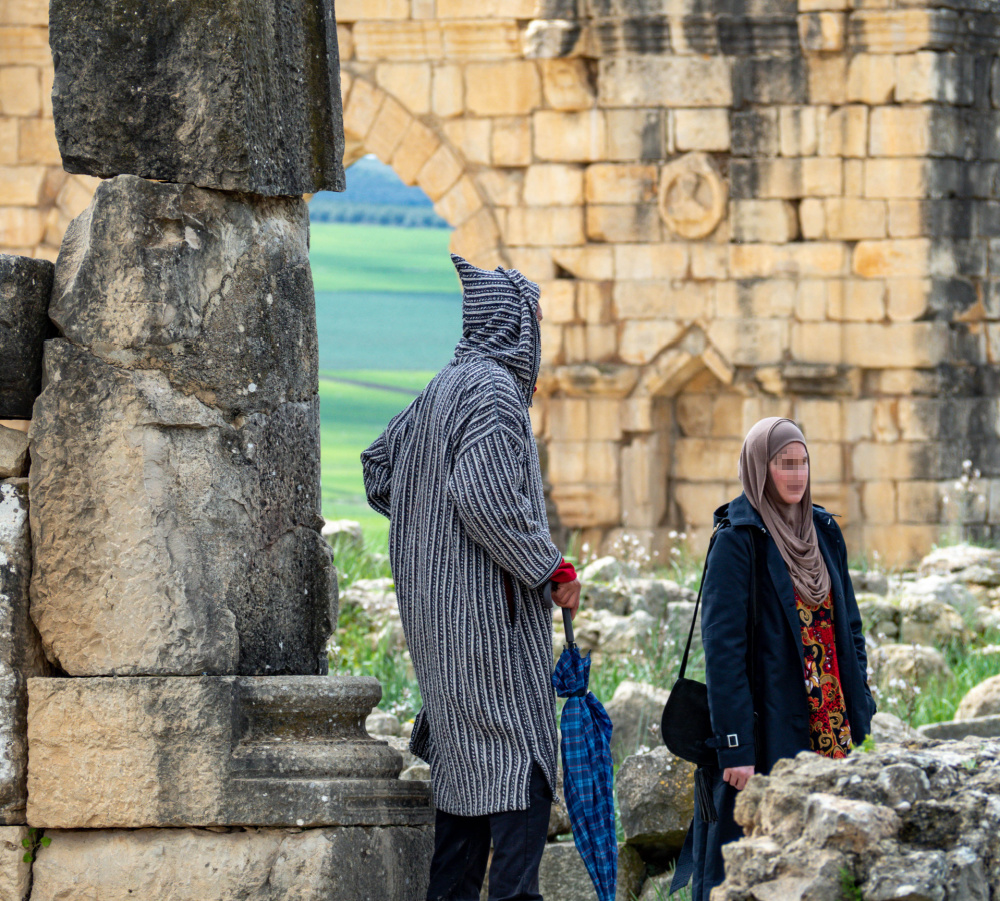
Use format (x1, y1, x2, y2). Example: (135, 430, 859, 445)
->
(677, 526, 718, 680)
(747, 529, 758, 698)
(677, 525, 758, 682)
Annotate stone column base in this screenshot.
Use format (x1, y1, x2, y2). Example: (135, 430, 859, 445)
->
(30, 825, 433, 901)
(27, 675, 433, 829)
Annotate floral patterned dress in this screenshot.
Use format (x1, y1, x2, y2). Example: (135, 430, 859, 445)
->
(796, 590, 853, 758)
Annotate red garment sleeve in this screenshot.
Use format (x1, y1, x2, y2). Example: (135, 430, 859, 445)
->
(550, 558, 577, 583)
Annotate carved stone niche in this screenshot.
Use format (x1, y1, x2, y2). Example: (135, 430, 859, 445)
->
(27, 676, 432, 829)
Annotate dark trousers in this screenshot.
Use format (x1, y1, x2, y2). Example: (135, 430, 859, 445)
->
(670, 766, 742, 901)
(426, 763, 553, 901)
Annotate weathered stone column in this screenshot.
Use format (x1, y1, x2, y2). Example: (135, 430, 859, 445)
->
(23, 2, 433, 897)
(0, 255, 54, 898)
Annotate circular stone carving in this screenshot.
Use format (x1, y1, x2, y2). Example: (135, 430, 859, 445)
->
(658, 152, 728, 240)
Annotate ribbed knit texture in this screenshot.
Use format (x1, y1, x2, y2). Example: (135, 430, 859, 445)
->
(362, 255, 562, 816)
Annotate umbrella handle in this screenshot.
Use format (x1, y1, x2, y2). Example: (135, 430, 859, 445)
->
(561, 606, 577, 649)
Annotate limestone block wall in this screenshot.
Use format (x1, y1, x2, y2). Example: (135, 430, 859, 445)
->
(0, 0, 96, 260)
(5, 0, 1000, 564)
(332, 0, 1000, 565)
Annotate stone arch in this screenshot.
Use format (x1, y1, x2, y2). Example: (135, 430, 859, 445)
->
(340, 70, 506, 270)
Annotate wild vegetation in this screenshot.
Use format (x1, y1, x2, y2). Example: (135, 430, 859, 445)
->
(329, 532, 1000, 734)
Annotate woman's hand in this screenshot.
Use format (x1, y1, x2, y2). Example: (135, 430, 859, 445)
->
(552, 579, 581, 619)
(722, 765, 755, 791)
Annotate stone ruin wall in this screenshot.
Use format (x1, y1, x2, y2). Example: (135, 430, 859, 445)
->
(6, 0, 1000, 568)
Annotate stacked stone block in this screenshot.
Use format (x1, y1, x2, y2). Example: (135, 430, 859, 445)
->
(7, 0, 1000, 564)
(0, 3, 434, 898)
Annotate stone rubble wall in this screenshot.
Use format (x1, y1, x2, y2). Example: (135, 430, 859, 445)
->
(716, 737, 1000, 900)
(5, 4, 1000, 567)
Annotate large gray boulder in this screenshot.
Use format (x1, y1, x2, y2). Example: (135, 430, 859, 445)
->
(31, 824, 432, 901)
(956, 675, 1000, 720)
(919, 544, 1000, 586)
(49, 0, 345, 195)
(27, 675, 432, 829)
(918, 715, 1000, 740)
(0, 480, 50, 824)
(0, 255, 54, 420)
(628, 577, 697, 621)
(898, 594, 969, 646)
(537, 842, 645, 901)
(604, 679, 669, 761)
(617, 746, 695, 864)
(50, 176, 319, 417)
(870, 644, 951, 689)
(868, 712, 923, 746)
(29, 343, 334, 677)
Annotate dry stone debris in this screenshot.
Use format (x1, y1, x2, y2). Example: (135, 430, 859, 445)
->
(616, 745, 695, 864)
(580, 555, 625, 583)
(858, 595, 901, 640)
(604, 679, 670, 762)
(898, 594, 970, 646)
(956, 676, 1000, 720)
(322, 519, 364, 550)
(366, 710, 402, 737)
(849, 569, 889, 596)
(918, 715, 1000, 741)
(868, 712, 924, 746)
(0, 254, 54, 420)
(48, 0, 345, 195)
(30, 824, 433, 901)
(0, 429, 28, 481)
(901, 575, 978, 619)
(547, 764, 571, 839)
(870, 643, 951, 688)
(919, 544, 1000, 585)
(716, 739, 1000, 900)
(569, 608, 656, 657)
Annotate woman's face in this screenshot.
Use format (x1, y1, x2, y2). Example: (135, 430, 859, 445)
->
(768, 442, 809, 505)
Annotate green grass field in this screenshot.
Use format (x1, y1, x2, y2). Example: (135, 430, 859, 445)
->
(310, 221, 461, 544)
(319, 372, 434, 543)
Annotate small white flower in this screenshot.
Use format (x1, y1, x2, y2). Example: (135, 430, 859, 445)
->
(248, 382, 258, 393)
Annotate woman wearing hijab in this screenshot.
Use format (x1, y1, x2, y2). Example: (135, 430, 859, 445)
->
(672, 417, 875, 900)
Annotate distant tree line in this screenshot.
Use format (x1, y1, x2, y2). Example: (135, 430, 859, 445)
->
(309, 201, 449, 229)
(308, 156, 449, 229)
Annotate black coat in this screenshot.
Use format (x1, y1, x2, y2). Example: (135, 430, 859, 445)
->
(671, 493, 876, 900)
(702, 493, 875, 774)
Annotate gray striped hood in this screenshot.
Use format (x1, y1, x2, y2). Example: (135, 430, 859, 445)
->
(451, 254, 542, 399)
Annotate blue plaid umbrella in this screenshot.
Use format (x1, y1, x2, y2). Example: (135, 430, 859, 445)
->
(552, 607, 616, 901)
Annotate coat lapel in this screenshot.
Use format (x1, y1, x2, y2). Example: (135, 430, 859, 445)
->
(764, 535, 806, 668)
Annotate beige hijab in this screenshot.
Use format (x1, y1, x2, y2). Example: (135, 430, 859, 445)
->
(738, 417, 831, 608)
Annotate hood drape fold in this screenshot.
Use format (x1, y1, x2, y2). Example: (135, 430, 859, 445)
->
(450, 254, 542, 401)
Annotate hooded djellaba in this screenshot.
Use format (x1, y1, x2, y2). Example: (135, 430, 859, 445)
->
(361, 255, 563, 818)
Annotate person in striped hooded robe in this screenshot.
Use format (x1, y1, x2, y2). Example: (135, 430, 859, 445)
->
(362, 254, 581, 901)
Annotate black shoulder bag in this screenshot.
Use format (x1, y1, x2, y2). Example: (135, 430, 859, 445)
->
(660, 526, 758, 823)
